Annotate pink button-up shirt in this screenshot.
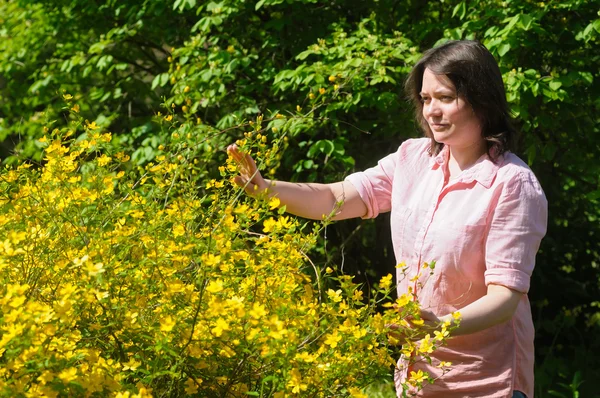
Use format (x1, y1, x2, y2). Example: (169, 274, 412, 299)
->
(346, 138, 547, 398)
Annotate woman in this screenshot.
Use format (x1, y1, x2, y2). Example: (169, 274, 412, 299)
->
(228, 40, 547, 398)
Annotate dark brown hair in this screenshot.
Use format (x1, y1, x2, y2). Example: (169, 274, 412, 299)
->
(405, 40, 515, 161)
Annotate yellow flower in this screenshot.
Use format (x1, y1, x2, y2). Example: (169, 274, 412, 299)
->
(348, 387, 368, 398)
(86, 121, 99, 130)
(327, 289, 343, 303)
(249, 303, 267, 319)
(212, 318, 229, 337)
(437, 361, 452, 368)
(409, 369, 428, 385)
(418, 334, 434, 354)
(63, 93, 73, 101)
(206, 279, 224, 293)
(201, 253, 221, 267)
(71, 104, 80, 112)
(185, 378, 199, 394)
(396, 293, 410, 307)
(286, 368, 307, 394)
(85, 262, 105, 277)
(172, 224, 185, 237)
(263, 217, 278, 233)
(434, 329, 449, 341)
(96, 154, 111, 166)
(160, 316, 176, 332)
(294, 351, 316, 363)
(278, 215, 293, 229)
(328, 75, 336, 82)
(268, 196, 280, 210)
(324, 330, 342, 348)
(379, 273, 393, 289)
(319, 87, 326, 95)
(401, 342, 415, 356)
(122, 358, 141, 371)
(58, 367, 77, 383)
(409, 272, 421, 282)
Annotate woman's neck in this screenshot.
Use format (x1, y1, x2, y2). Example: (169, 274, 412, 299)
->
(447, 140, 487, 177)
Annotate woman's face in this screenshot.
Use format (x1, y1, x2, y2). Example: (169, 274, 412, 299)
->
(420, 68, 483, 150)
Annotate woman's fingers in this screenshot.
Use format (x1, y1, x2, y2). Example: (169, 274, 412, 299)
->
(227, 144, 259, 181)
(385, 324, 404, 345)
(233, 175, 247, 188)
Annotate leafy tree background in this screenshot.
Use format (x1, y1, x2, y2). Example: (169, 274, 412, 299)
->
(1, 0, 599, 395)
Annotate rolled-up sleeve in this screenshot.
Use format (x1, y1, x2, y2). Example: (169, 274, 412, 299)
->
(344, 150, 399, 219)
(484, 172, 548, 293)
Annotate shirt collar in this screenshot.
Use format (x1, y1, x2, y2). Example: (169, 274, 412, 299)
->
(429, 145, 501, 189)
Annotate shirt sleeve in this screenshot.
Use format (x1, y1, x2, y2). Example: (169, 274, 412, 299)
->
(344, 138, 428, 219)
(484, 172, 548, 293)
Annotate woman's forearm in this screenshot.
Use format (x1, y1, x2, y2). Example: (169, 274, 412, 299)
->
(262, 179, 367, 221)
(440, 284, 523, 336)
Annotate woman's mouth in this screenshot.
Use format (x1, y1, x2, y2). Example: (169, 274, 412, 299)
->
(430, 123, 449, 130)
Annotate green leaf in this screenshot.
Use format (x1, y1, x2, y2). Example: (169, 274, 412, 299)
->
(484, 26, 499, 38)
(579, 72, 593, 85)
(255, 0, 266, 11)
(518, 14, 534, 30)
(452, 2, 467, 20)
(531, 82, 540, 97)
(152, 73, 169, 90)
(497, 43, 511, 57)
(549, 80, 562, 91)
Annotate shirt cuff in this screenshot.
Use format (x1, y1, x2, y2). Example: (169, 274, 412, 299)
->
(484, 268, 530, 293)
(345, 172, 379, 219)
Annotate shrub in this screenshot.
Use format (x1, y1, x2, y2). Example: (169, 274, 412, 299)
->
(0, 102, 454, 397)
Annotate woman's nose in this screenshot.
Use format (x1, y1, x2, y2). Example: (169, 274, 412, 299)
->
(424, 99, 442, 118)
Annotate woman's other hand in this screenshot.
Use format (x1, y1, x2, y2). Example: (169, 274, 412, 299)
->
(227, 144, 269, 196)
(386, 309, 442, 344)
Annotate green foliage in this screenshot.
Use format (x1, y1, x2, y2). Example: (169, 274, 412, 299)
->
(1, 0, 599, 395)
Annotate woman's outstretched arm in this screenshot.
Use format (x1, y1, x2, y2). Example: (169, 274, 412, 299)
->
(227, 144, 367, 220)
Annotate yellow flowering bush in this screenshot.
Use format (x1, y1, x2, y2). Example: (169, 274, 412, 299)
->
(0, 104, 454, 397)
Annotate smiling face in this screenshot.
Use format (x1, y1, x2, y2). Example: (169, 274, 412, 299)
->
(420, 68, 483, 150)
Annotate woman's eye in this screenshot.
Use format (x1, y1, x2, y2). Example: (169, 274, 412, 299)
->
(441, 96, 454, 101)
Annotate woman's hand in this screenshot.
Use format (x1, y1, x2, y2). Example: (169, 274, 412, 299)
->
(227, 144, 270, 195)
(386, 309, 442, 344)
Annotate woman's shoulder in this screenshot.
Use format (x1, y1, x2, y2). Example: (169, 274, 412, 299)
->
(496, 152, 546, 199)
(395, 137, 431, 163)
(399, 137, 431, 152)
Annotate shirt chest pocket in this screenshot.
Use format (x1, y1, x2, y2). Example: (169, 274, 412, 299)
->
(433, 223, 488, 282)
(390, 205, 430, 263)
